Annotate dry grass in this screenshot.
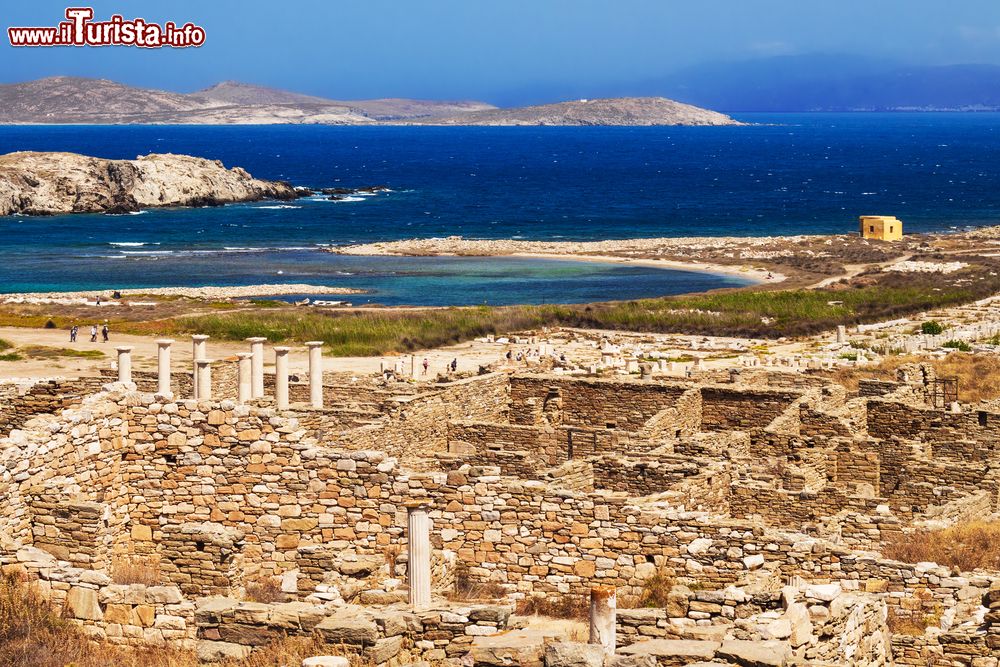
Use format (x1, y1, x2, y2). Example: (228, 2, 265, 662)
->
(110, 556, 162, 586)
(515, 594, 588, 620)
(244, 577, 285, 604)
(383, 545, 400, 574)
(18, 345, 105, 359)
(449, 562, 507, 601)
(632, 568, 676, 609)
(0, 570, 198, 667)
(228, 635, 330, 667)
(827, 353, 1000, 403)
(886, 607, 941, 637)
(0, 570, 363, 666)
(883, 521, 1000, 571)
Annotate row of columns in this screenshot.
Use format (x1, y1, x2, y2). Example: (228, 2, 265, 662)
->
(115, 336, 326, 409)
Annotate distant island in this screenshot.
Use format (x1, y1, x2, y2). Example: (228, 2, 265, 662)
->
(0, 77, 742, 127)
(406, 97, 738, 126)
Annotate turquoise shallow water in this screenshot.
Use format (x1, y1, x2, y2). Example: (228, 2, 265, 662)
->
(0, 114, 997, 303)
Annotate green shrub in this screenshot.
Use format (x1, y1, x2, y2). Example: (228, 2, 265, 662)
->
(921, 321, 944, 335)
(942, 340, 972, 352)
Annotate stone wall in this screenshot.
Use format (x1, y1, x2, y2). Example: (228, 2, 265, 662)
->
(0, 376, 106, 435)
(699, 387, 801, 433)
(331, 373, 510, 462)
(5, 372, 1000, 664)
(617, 582, 892, 666)
(589, 453, 718, 497)
(509, 375, 689, 429)
(867, 399, 1000, 457)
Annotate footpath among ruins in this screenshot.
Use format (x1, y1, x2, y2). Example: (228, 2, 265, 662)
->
(3, 308, 1000, 666)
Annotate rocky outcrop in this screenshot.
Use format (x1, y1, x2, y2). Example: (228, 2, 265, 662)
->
(0, 151, 298, 216)
(409, 96, 743, 126)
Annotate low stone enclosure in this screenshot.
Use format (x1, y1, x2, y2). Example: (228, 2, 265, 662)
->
(2, 360, 1000, 665)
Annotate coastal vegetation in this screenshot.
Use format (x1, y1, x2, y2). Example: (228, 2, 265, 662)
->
(0, 258, 996, 358)
(0, 345, 104, 363)
(169, 282, 981, 356)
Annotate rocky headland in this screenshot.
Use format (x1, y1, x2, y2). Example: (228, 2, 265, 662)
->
(0, 151, 298, 216)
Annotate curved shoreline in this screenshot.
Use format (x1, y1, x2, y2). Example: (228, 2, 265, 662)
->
(1, 283, 364, 303)
(508, 252, 780, 283)
(331, 237, 789, 284)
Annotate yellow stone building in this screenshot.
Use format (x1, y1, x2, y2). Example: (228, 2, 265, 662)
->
(859, 215, 903, 241)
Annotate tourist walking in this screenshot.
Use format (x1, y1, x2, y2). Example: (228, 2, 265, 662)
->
(69, 325, 78, 343)
(101, 323, 109, 342)
(450, 358, 457, 373)
(90, 324, 98, 342)
(422, 358, 429, 375)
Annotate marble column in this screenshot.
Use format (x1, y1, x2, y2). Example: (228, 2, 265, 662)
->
(196, 359, 212, 402)
(589, 585, 617, 654)
(274, 347, 290, 410)
(116, 346, 133, 385)
(305, 341, 324, 409)
(407, 503, 432, 610)
(247, 337, 266, 399)
(237, 352, 252, 404)
(191, 334, 209, 400)
(155, 339, 174, 397)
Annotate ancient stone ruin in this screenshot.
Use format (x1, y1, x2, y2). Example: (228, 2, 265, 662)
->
(1, 337, 1000, 666)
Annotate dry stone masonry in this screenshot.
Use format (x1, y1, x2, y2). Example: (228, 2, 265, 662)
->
(1, 342, 1000, 666)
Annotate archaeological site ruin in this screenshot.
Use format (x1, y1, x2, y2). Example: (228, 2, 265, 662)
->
(3, 328, 1000, 667)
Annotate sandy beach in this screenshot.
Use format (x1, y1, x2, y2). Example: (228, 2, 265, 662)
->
(1, 283, 365, 304)
(332, 236, 791, 283)
(510, 252, 783, 283)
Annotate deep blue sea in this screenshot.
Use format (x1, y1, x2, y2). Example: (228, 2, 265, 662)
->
(1, 113, 999, 304)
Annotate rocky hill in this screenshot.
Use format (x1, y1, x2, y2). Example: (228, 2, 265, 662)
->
(0, 151, 297, 215)
(411, 96, 743, 126)
(0, 77, 492, 125)
(0, 78, 739, 126)
(190, 81, 495, 121)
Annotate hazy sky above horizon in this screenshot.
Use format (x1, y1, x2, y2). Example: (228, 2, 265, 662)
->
(4, 0, 1000, 104)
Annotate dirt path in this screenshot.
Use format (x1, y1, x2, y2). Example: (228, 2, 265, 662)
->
(0, 327, 253, 379)
(808, 254, 913, 289)
(0, 326, 518, 382)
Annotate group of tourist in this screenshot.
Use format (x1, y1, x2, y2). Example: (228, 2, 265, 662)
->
(68, 323, 109, 343)
(380, 356, 459, 383)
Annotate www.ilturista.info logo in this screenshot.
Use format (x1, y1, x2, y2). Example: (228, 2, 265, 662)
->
(8, 7, 205, 48)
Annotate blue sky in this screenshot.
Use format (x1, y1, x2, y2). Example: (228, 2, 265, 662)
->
(4, 0, 1000, 103)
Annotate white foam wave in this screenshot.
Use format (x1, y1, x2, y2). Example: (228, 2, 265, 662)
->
(109, 242, 158, 247)
(255, 205, 302, 210)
